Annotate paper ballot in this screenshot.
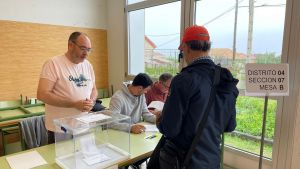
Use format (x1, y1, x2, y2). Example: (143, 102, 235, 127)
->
(80, 133, 111, 166)
(77, 113, 111, 123)
(83, 153, 110, 166)
(80, 134, 99, 158)
(144, 124, 159, 132)
(147, 101, 164, 111)
(6, 150, 47, 169)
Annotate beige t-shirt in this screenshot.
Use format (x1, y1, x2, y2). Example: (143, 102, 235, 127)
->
(40, 55, 95, 131)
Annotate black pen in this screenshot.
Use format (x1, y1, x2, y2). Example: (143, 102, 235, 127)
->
(145, 134, 157, 139)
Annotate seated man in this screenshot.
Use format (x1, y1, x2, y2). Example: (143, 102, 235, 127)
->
(109, 73, 157, 134)
(145, 73, 173, 106)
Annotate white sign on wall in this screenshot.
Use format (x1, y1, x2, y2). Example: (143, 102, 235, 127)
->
(245, 63, 289, 96)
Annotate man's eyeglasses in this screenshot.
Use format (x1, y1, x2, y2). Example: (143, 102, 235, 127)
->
(72, 41, 92, 53)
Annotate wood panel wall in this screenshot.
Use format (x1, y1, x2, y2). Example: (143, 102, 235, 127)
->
(0, 20, 108, 100)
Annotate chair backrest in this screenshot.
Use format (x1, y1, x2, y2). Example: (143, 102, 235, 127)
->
(97, 88, 109, 99)
(19, 115, 48, 149)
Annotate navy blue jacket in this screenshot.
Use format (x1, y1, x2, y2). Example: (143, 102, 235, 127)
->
(158, 59, 239, 169)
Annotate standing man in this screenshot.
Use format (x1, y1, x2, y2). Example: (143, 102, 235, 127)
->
(157, 25, 239, 169)
(109, 73, 157, 134)
(37, 32, 97, 144)
(145, 72, 173, 105)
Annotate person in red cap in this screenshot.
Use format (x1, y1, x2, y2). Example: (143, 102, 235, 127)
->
(178, 25, 211, 65)
(151, 25, 239, 169)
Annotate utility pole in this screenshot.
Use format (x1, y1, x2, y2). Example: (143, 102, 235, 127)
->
(232, 0, 239, 64)
(247, 0, 254, 63)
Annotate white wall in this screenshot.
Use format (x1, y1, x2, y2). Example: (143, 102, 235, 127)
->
(107, 0, 126, 93)
(0, 0, 107, 29)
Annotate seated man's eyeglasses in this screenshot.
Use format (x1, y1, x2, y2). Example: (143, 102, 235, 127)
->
(72, 41, 92, 53)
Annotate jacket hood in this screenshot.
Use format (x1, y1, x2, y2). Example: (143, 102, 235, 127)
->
(185, 59, 239, 97)
(219, 67, 239, 97)
(121, 81, 135, 99)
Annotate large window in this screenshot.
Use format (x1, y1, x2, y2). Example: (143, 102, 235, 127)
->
(126, 0, 287, 168)
(127, 1, 181, 78)
(195, 0, 286, 160)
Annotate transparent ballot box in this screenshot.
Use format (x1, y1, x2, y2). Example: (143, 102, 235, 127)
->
(53, 110, 131, 169)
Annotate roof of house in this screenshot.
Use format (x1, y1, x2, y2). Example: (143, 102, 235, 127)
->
(145, 35, 157, 49)
(210, 48, 256, 60)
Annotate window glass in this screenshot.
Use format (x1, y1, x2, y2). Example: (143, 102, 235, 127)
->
(226, 96, 277, 158)
(195, 0, 286, 159)
(127, 1, 181, 77)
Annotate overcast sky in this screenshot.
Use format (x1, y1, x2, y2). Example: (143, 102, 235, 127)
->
(145, 0, 286, 55)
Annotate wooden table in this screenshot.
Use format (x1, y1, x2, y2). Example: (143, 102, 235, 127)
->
(0, 129, 160, 169)
(99, 98, 110, 108)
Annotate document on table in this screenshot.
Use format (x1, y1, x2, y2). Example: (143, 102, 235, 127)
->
(77, 113, 111, 123)
(6, 150, 47, 169)
(144, 124, 159, 132)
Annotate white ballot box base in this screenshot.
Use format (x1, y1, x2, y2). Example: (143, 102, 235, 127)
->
(56, 143, 129, 169)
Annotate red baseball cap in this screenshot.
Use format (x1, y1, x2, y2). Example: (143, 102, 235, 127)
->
(178, 25, 210, 50)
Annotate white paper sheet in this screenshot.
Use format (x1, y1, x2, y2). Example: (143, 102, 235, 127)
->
(144, 124, 159, 132)
(6, 150, 47, 169)
(77, 113, 111, 123)
(83, 153, 111, 166)
(147, 101, 164, 111)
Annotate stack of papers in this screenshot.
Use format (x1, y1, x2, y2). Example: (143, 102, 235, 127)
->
(77, 113, 111, 123)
